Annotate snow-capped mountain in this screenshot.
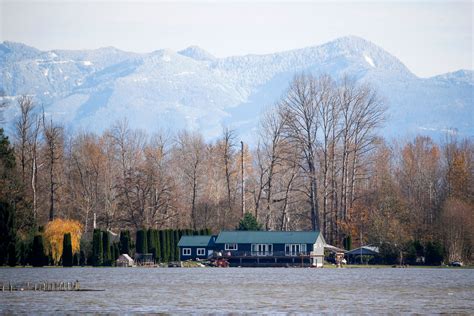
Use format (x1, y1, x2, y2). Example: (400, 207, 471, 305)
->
(1, 36, 472, 141)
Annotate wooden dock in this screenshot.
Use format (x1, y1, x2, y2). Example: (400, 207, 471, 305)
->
(0, 281, 104, 292)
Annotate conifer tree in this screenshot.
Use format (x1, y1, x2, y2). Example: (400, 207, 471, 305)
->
(163, 230, 169, 262)
(174, 230, 180, 260)
(136, 229, 147, 254)
(155, 230, 162, 261)
(119, 230, 130, 255)
(92, 229, 103, 266)
(159, 230, 166, 262)
(147, 229, 154, 257)
(102, 231, 111, 266)
(62, 233, 73, 267)
(31, 235, 47, 267)
(169, 230, 175, 261)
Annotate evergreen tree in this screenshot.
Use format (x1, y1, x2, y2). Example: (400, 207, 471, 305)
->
(169, 230, 175, 261)
(102, 231, 111, 266)
(0, 201, 16, 266)
(155, 230, 162, 261)
(92, 229, 103, 266)
(159, 230, 166, 262)
(31, 235, 47, 267)
(79, 250, 86, 266)
(174, 230, 180, 261)
(425, 241, 444, 265)
(163, 230, 169, 262)
(136, 229, 147, 254)
(7, 242, 17, 266)
(119, 230, 130, 255)
(343, 235, 352, 250)
(62, 233, 73, 267)
(112, 243, 119, 263)
(147, 229, 155, 257)
(237, 212, 263, 231)
(19, 240, 30, 266)
(0, 128, 23, 267)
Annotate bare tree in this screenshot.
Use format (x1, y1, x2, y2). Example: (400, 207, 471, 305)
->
(219, 127, 237, 227)
(42, 111, 64, 221)
(175, 131, 206, 230)
(280, 73, 321, 230)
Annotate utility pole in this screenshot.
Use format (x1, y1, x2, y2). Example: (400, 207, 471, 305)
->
(241, 141, 245, 217)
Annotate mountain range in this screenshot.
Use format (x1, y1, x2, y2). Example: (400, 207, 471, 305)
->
(1, 36, 472, 142)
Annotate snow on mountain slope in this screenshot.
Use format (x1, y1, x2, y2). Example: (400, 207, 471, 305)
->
(1, 36, 472, 142)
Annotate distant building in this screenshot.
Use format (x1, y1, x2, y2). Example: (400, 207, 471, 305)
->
(178, 235, 216, 261)
(346, 246, 380, 264)
(178, 231, 326, 267)
(134, 253, 154, 266)
(116, 254, 134, 267)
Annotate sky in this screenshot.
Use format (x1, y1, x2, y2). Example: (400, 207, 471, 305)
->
(0, 0, 472, 78)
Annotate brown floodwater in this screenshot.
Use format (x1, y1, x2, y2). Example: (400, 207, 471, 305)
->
(0, 267, 473, 314)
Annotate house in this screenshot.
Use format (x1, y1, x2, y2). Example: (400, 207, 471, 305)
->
(177, 235, 216, 261)
(178, 230, 326, 267)
(116, 254, 134, 267)
(214, 231, 326, 267)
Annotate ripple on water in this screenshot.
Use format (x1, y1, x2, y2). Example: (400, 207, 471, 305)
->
(0, 267, 473, 314)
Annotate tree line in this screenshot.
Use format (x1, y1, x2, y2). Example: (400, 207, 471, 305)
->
(0, 73, 472, 264)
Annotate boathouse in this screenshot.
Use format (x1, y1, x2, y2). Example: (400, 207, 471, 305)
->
(178, 235, 216, 261)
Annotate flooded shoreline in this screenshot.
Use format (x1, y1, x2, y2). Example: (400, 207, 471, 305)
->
(1, 267, 473, 314)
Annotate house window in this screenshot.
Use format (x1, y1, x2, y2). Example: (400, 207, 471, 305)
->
(197, 248, 206, 256)
(225, 243, 238, 251)
(182, 248, 191, 256)
(251, 244, 273, 256)
(285, 244, 307, 256)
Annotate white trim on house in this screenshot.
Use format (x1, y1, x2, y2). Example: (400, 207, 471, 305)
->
(182, 248, 191, 256)
(251, 244, 273, 256)
(197, 248, 206, 256)
(225, 243, 238, 251)
(285, 244, 307, 256)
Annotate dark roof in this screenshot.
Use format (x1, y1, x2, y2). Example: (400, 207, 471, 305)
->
(215, 231, 321, 244)
(177, 235, 215, 247)
(346, 246, 380, 256)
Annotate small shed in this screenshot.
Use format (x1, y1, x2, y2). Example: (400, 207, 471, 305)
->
(178, 235, 216, 261)
(116, 254, 134, 267)
(135, 253, 154, 266)
(346, 246, 380, 264)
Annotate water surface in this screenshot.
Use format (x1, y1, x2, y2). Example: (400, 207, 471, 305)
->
(1, 267, 473, 314)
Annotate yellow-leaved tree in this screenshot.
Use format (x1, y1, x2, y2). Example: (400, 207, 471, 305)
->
(43, 218, 82, 265)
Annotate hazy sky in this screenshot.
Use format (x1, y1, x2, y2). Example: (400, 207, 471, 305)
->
(1, 0, 472, 77)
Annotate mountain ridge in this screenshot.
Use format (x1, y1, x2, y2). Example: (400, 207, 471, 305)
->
(1, 36, 472, 142)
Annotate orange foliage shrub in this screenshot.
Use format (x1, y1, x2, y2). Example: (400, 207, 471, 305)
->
(43, 218, 82, 265)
